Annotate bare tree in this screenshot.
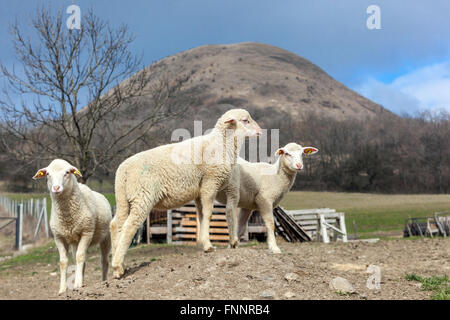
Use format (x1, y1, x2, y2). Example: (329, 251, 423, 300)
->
(0, 7, 193, 183)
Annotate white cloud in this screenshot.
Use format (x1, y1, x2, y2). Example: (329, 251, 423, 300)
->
(355, 61, 450, 115)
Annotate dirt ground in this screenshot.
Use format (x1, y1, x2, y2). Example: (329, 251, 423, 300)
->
(0, 237, 449, 300)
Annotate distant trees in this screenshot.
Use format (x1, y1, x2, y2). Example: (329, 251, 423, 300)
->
(290, 110, 450, 194)
(0, 7, 192, 184)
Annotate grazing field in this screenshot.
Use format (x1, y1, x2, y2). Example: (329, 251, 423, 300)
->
(280, 192, 450, 238)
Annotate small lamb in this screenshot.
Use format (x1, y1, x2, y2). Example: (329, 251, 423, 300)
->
(216, 143, 318, 253)
(33, 159, 112, 294)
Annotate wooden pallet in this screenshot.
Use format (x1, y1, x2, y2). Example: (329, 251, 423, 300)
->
(170, 202, 230, 245)
(273, 206, 311, 242)
(286, 208, 347, 242)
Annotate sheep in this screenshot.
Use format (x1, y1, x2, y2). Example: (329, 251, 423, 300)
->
(32, 159, 112, 294)
(110, 108, 262, 278)
(215, 142, 318, 253)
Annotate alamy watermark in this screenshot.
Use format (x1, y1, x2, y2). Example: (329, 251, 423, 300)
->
(367, 5, 381, 30)
(366, 264, 381, 290)
(66, 4, 81, 30)
(170, 121, 280, 170)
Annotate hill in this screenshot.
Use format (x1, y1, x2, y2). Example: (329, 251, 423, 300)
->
(143, 42, 390, 124)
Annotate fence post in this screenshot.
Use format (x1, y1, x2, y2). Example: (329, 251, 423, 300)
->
(339, 212, 348, 242)
(167, 210, 172, 244)
(15, 203, 23, 251)
(146, 212, 151, 244)
(319, 214, 330, 244)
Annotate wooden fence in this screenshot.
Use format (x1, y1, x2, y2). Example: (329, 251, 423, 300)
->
(115, 202, 267, 246)
(285, 208, 348, 243)
(113, 203, 348, 246)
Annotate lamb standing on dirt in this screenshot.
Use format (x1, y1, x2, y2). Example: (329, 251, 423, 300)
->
(110, 108, 262, 278)
(33, 159, 112, 294)
(216, 143, 318, 253)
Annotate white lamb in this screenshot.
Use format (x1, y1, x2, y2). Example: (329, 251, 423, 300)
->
(216, 143, 318, 253)
(110, 108, 262, 278)
(33, 159, 112, 294)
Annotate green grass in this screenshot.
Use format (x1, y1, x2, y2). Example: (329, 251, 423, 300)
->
(405, 274, 450, 300)
(0, 241, 58, 272)
(103, 193, 116, 206)
(281, 191, 450, 238)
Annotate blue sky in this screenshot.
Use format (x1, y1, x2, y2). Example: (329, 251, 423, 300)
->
(1, 0, 450, 115)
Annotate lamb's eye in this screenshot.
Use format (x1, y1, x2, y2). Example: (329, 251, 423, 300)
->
(242, 119, 249, 124)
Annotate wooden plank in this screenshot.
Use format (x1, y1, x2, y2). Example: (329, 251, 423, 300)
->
(167, 210, 172, 244)
(173, 207, 198, 213)
(273, 207, 311, 242)
(289, 213, 340, 220)
(248, 226, 267, 233)
(339, 212, 348, 242)
(181, 220, 229, 227)
(173, 206, 227, 214)
(301, 225, 319, 231)
(319, 214, 330, 243)
(173, 233, 230, 241)
(146, 213, 151, 244)
(174, 227, 229, 234)
(291, 219, 338, 226)
(286, 208, 336, 214)
(174, 233, 197, 239)
(184, 213, 227, 221)
(149, 226, 167, 234)
(210, 234, 230, 241)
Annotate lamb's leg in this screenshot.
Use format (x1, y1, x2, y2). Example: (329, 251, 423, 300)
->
(259, 204, 281, 254)
(55, 237, 69, 294)
(110, 206, 129, 259)
(74, 233, 93, 289)
(112, 205, 149, 279)
(198, 192, 216, 252)
(110, 174, 130, 257)
(100, 235, 111, 281)
(194, 197, 203, 243)
(109, 216, 119, 258)
(225, 195, 239, 248)
(238, 208, 253, 239)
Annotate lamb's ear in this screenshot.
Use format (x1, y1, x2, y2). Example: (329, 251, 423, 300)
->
(275, 148, 286, 156)
(224, 117, 236, 125)
(303, 147, 319, 155)
(32, 168, 47, 180)
(70, 167, 83, 178)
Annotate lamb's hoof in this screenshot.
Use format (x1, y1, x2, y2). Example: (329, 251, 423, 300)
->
(228, 241, 239, 249)
(113, 265, 125, 279)
(203, 245, 216, 253)
(58, 289, 67, 295)
(269, 247, 282, 254)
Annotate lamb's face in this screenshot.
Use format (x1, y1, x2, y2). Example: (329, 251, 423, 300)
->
(32, 159, 82, 195)
(222, 109, 262, 138)
(276, 143, 319, 172)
